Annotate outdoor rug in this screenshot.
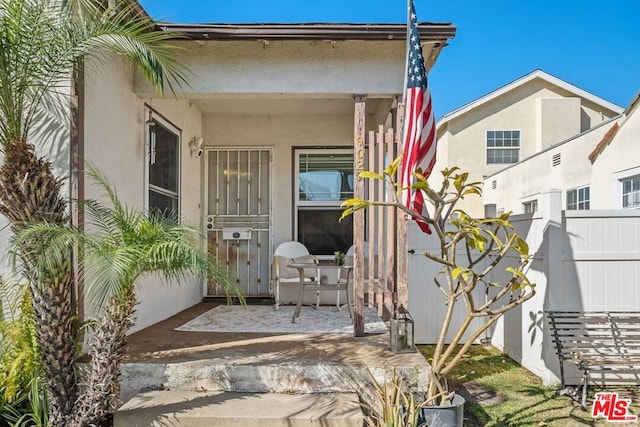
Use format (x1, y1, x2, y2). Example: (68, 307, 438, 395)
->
(175, 305, 388, 334)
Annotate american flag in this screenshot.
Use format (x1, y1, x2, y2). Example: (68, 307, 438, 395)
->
(400, 0, 436, 234)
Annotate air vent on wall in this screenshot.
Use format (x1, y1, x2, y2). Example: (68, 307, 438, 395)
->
(492, 180, 497, 189)
(552, 153, 561, 167)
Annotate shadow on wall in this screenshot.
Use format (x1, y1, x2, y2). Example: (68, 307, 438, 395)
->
(539, 208, 584, 386)
(30, 90, 71, 177)
(499, 190, 585, 386)
(0, 90, 70, 277)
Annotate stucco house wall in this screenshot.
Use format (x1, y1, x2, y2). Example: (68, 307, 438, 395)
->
(79, 33, 444, 330)
(133, 40, 407, 97)
(84, 54, 204, 332)
(590, 101, 640, 209)
(431, 71, 622, 217)
(481, 118, 619, 213)
(483, 95, 640, 213)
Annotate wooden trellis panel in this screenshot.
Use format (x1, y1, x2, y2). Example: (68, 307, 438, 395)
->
(352, 99, 406, 336)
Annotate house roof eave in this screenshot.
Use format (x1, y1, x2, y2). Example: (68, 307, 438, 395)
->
(588, 91, 640, 162)
(438, 69, 624, 127)
(153, 22, 457, 43)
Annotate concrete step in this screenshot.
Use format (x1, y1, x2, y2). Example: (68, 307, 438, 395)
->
(114, 390, 365, 427)
(120, 360, 429, 403)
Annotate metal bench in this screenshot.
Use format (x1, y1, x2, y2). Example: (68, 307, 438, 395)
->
(546, 311, 640, 409)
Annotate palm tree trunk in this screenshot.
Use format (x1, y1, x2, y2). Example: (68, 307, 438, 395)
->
(69, 288, 137, 427)
(0, 141, 77, 426)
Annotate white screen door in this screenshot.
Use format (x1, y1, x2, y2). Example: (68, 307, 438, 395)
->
(204, 148, 272, 296)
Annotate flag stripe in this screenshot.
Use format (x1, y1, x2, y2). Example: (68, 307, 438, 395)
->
(400, 0, 437, 234)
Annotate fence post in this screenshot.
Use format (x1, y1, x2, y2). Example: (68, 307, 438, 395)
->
(541, 189, 562, 309)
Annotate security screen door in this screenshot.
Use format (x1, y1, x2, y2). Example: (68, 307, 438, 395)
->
(205, 148, 272, 297)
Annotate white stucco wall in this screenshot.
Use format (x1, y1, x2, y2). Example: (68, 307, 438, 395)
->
(537, 97, 581, 150)
(590, 106, 640, 209)
(134, 40, 406, 97)
(482, 103, 640, 214)
(433, 79, 620, 217)
(84, 54, 204, 333)
(482, 120, 615, 213)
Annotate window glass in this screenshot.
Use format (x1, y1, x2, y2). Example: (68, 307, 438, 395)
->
(487, 130, 520, 164)
(296, 150, 353, 254)
(567, 186, 590, 211)
(298, 153, 353, 202)
(622, 176, 640, 208)
(297, 209, 353, 255)
(149, 190, 178, 216)
(523, 200, 537, 214)
(148, 117, 179, 219)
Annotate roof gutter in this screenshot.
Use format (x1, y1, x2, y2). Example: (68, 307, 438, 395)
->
(154, 22, 456, 42)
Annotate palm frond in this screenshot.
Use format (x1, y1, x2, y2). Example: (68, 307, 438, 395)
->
(13, 167, 243, 313)
(0, 0, 187, 146)
(64, 1, 189, 95)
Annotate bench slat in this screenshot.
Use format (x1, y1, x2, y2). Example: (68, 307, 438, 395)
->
(547, 310, 640, 388)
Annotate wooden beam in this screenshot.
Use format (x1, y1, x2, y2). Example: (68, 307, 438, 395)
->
(70, 63, 85, 325)
(353, 94, 366, 337)
(395, 98, 408, 310)
(383, 127, 395, 317)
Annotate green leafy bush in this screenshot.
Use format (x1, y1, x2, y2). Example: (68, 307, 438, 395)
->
(0, 278, 41, 406)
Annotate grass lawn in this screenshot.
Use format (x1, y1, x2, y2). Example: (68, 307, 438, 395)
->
(418, 345, 639, 426)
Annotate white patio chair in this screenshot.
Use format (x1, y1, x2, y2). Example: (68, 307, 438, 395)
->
(270, 241, 318, 310)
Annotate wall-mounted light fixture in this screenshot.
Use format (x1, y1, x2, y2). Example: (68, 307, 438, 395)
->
(189, 136, 204, 158)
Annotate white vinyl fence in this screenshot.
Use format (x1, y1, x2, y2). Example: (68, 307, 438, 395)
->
(408, 190, 640, 385)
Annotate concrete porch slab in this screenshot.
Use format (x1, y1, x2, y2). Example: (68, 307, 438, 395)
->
(121, 302, 430, 406)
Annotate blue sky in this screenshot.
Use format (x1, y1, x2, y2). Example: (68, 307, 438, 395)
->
(139, 0, 640, 119)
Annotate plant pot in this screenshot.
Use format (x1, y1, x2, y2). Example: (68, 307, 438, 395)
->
(417, 394, 465, 427)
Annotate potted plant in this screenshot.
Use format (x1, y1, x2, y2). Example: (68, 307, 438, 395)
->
(342, 161, 536, 426)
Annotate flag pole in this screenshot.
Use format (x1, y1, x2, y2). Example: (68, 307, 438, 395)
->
(402, 0, 411, 106)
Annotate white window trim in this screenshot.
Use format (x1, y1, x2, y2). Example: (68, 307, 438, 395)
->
(144, 108, 181, 216)
(295, 148, 353, 206)
(293, 147, 353, 248)
(566, 184, 590, 211)
(612, 166, 640, 209)
(486, 129, 520, 165)
(522, 199, 538, 214)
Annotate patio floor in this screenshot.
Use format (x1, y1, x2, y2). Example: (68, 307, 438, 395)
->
(122, 301, 431, 403)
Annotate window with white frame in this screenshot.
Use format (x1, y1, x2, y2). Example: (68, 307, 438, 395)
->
(567, 186, 590, 210)
(486, 130, 520, 164)
(295, 149, 353, 255)
(147, 113, 180, 219)
(523, 200, 537, 214)
(622, 175, 640, 208)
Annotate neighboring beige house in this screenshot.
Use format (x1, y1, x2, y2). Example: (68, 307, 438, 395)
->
(483, 92, 640, 213)
(432, 69, 623, 217)
(79, 20, 456, 331)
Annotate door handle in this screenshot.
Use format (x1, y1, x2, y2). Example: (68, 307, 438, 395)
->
(408, 249, 415, 254)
